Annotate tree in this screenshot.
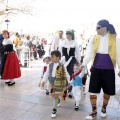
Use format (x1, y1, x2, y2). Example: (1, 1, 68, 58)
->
(0, 0, 36, 16)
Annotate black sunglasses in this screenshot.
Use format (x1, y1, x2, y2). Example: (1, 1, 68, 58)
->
(96, 26, 103, 30)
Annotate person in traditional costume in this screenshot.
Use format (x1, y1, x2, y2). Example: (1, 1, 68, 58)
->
(0, 30, 21, 86)
(81, 19, 120, 119)
(39, 56, 51, 95)
(70, 62, 85, 111)
(59, 29, 81, 98)
(42, 50, 70, 118)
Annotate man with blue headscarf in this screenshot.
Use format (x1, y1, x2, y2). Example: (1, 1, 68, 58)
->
(81, 19, 120, 119)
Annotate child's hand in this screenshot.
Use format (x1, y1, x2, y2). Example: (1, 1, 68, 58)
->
(67, 83, 71, 89)
(118, 71, 120, 77)
(42, 82, 45, 87)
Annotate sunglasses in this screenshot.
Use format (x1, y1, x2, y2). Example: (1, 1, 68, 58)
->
(96, 27, 103, 30)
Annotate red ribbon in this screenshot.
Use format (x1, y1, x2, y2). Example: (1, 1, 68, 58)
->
(70, 71, 81, 81)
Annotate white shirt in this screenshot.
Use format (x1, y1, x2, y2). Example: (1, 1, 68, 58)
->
(52, 63, 59, 77)
(59, 39, 81, 63)
(3, 39, 13, 45)
(51, 37, 63, 52)
(42, 63, 70, 83)
(3, 38, 16, 51)
(82, 34, 120, 69)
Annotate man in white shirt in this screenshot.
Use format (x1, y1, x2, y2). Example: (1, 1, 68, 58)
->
(81, 19, 120, 120)
(50, 30, 64, 52)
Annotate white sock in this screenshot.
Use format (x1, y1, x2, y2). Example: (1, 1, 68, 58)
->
(5, 80, 10, 82)
(76, 101, 80, 106)
(10, 79, 14, 83)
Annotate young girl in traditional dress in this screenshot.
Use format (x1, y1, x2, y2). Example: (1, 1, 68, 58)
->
(70, 62, 85, 110)
(0, 30, 21, 86)
(39, 56, 51, 95)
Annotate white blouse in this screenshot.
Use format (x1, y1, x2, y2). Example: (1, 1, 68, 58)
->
(82, 34, 120, 69)
(3, 38, 16, 51)
(2, 39, 13, 45)
(59, 40, 81, 62)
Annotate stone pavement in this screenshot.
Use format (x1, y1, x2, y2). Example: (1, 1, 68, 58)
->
(0, 59, 120, 120)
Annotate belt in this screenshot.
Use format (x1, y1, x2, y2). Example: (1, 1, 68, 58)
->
(4, 51, 15, 54)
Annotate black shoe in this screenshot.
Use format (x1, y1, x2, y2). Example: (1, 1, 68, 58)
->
(68, 94, 72, 98)
(57, 99, 60, 107)
(8, 82, 15, 86)
(5, 81, 11, 84)
(46, 90, 49, 95)
(51, 108, 57, 118)
(74, 106, 79, 111)
(58, 99, 60, 104)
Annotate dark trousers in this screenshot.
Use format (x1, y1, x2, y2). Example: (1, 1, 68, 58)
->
(38, 50, 42, 58)
(89, 67, 115, 95)
(33, 51, 37, 59)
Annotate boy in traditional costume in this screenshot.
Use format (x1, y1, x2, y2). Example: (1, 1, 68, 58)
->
(81, 19, 120, 119)
(42, 50, 70, 118)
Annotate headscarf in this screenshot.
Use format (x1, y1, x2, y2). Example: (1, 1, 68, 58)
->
(97, 19, 116, 34)
(66, 29, 75, 40)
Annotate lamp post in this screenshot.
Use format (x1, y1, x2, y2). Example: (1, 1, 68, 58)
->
(5, 19, 10, 30)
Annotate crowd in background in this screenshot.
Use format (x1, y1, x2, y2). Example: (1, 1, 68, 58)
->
(0, 30, 90, 68)
(0, 19, 120, 120)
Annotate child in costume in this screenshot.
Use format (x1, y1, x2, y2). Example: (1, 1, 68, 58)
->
(70, 62, 85, 110)
(42, 50, 70, 118)
(39, 56, 51, 95)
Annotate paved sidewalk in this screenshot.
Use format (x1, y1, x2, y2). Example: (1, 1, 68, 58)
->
(0, 60, 120, 120)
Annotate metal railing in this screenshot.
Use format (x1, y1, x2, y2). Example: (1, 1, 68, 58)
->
(16, 46, 30, 68)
